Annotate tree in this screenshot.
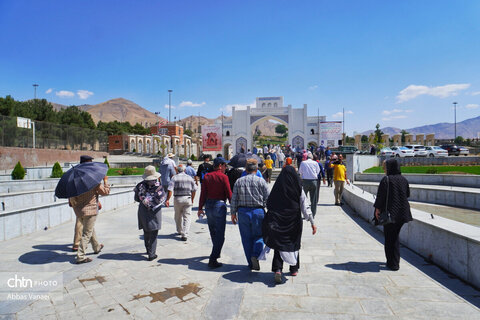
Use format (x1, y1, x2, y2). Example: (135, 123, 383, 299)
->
(361, 135, 368, 143)
(50, 162, 64, 178)
(401, 130, 409, 143)
(275, 124, 287, 135)
(184, 128, 194, 136)
(11, 161, 26, 180)
(455, 136, 465, 144)
(374, 124, 383, 143)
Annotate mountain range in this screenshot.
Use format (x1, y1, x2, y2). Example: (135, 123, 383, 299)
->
(50, 98, 479, 138)
(361, 116, 480, 139)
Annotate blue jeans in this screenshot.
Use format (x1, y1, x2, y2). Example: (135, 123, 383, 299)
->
(278, 161, 284, 168)
(238, 207, 265, 267)
(205, 199, 227, 261)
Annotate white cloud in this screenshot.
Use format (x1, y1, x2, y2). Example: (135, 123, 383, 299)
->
(382, 115, 408, 121)
(179, 101, 206, 108)
(471, 91, 480, 96)
(77, 90, 93, 99)
(465, 104, 479, 109)
(382, 108, 411, 115)
(164, 104, 176, 109)
(56, 90, 75, 98)
(309, 85, 319, 91)
(396, 83, 470, 103)
(331, 110, 353, 119)
(45, 88, 53, 94)
(219, 102, 255, 115)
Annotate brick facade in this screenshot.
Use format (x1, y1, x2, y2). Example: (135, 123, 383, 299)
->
(0, 146, 108, 170)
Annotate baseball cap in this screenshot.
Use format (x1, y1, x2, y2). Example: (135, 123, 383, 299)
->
(213, 157, 229, 167)
(80, 155, 94, 163)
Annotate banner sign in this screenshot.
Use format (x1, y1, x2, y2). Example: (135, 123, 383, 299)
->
(202, 125, 222, 151)
(17, 117, 32, 129)
(320, 121, 342, 147)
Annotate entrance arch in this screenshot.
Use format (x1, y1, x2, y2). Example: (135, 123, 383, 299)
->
(223, 143, 232, 160)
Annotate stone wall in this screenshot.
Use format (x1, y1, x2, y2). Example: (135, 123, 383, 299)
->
(0, 147, 108, 170)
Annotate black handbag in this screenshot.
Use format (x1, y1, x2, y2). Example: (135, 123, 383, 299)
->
(375, 176, 394, 226)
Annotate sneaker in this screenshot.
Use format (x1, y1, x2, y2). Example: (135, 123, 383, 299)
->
(181, 236, 187, 241)
(290, 271, 298, 276)
(250, 257, 260, 271)
(274, 271, 282, 284)
(208, 260, 223, 269)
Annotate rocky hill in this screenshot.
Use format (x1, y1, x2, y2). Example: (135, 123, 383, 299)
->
(362, 115, 480, 139)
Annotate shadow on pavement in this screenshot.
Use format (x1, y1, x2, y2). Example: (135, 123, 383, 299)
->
(97, 252, 146, 261)
(32, 244, 73, 252)
(222, 270, 278, 287)
(158, 256, 244, 273)
(325, 261, 388, 273)
(340, 202, 480, 308)
(19, 250, 75, 265)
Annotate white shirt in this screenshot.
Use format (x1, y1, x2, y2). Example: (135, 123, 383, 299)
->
(298, 159, 320, 180)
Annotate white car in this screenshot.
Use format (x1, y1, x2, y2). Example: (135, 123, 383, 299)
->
(379, 147, 394, 157)
(458, 146, 470, 156)
(391, 146, 415, 157)
(405, 145, 428, 157)
(425, 146, 448, 157)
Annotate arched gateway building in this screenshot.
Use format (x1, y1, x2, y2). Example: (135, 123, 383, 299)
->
(221, 97, 332, 157)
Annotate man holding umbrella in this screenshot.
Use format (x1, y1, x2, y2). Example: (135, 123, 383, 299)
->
(57, 158, 110, 264)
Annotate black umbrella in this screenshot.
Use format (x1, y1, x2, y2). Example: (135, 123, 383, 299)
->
(228, 153, 264, 168)
(55, 162, 108, 198)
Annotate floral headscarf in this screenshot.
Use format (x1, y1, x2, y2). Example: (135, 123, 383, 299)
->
(134, 180, 166, 210)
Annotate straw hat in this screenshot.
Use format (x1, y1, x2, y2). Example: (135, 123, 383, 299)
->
(142, 165, 160, 181)
(167, 153, 175, 158)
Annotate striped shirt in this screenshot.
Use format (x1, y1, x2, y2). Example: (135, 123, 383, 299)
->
(230, 174, 270, 215)
(168, 172, 197, 196)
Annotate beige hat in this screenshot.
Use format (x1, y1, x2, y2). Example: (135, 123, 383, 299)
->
(142, 165, 160, 181)
(167, 153, 175, 158)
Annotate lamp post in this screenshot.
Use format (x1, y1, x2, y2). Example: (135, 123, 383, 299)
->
(453, 102, 457, 141)
(33, 84, 39, 100)
(168, 89, 173, 124)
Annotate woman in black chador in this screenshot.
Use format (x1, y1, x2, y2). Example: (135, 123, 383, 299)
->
(374, 159, 413, 271)
(262, 166, 317, 284)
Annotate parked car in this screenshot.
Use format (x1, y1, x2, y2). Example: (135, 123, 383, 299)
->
(440, 144, 460, 156)
(405, 145, 428, 157)
(379, 147, 394, 157)
(458, 146, 469, 156)
(425, 146, 448, 157)
(391, 146, 415, 157)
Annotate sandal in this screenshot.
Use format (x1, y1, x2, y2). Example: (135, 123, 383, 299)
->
(76, 257, 92, 264)
(72, 246, 78, 252)
(94, 244, 104, 254)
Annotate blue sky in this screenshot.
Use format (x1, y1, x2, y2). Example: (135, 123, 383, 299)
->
(1, 0, 479, 135)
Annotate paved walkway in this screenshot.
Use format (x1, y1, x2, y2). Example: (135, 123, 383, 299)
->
(1, 185, 479, 319)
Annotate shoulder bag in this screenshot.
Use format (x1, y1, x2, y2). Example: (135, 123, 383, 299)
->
(377, 176, 394, 225)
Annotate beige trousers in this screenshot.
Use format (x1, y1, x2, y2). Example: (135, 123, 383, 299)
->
(334, 180, 345, 205)
(76, 215, 101, 261)
(73, 217, 83, 247)
(174, 196, 192, 237)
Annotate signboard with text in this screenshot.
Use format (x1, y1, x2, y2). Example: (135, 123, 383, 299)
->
(201, 125, 222, 151)
(320, 121, 342, 147)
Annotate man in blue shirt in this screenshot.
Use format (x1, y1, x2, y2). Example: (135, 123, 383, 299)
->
(185, 159, 196, 178)
(159, 153, 176, 193)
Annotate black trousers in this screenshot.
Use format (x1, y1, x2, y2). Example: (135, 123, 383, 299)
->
(143, 230, 158, 258)
(384, 222, 404, 269)
(272, 250, 300, 273)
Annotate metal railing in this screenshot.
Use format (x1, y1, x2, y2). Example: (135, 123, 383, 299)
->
(0, 115, 108, 151)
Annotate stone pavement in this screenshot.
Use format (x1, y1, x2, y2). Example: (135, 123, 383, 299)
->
(1, 185, 479, 319)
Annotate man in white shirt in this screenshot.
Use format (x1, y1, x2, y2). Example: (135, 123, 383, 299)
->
(298, 152, 321, 217)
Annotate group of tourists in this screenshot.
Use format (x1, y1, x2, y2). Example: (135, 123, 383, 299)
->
(69, 150, 412, 281)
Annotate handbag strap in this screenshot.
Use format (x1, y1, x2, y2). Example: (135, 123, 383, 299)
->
(385, 176, 389, 213)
